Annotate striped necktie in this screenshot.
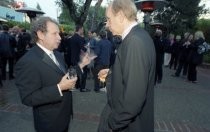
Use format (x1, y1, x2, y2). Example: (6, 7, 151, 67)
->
(49, 53, 65, 73)
(49, 53, 59, 66)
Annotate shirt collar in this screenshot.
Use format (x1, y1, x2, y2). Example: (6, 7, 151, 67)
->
(36, 43, 53, 56)
(121, 22, 138, 40)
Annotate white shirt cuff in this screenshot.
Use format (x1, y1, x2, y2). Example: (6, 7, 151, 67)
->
(57, 84, 63, 96)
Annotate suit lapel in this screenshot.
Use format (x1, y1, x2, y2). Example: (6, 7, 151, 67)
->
(34, 46, 65, 74)
(54, 51, 67, 73)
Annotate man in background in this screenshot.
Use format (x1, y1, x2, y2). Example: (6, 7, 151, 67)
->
(66, 25, 90, 92)
(0, 24, 16, 80)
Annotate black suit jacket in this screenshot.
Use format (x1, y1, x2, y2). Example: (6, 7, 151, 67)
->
(15, 45, 73, 132)
(67, 33, 86, 66)
(98, 25, 156, 132)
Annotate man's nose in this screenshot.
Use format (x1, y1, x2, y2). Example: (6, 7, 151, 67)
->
(58, 34, 61, 40)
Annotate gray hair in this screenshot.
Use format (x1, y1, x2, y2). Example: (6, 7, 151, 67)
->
(176, 35, 181, 40)
(194, 31, 205, 40)
(30, 16, 59, 43)
(155, 29, 162, 37)
(110, 0, 137, 21)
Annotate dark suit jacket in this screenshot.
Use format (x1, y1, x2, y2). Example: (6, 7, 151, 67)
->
(98, 25, 156, 132)
(94, 38, 113, 66)
(67, 33, 86, 66)
(15, 45, 73, 132)
(188, 38, 204, 65)
(0, 31, 16, 57)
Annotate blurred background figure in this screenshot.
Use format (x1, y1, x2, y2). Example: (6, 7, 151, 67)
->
(86, 30, 98, 79)
(169, 35, 182, 70)
(164, 33, 174, 67)
(187, 31, 205, 83)
(153, 29, 164, 84)
(16, 28, 31, 61)
(66, 25, 90, 92)
(173, 33, 193, 77)
(93, 30, 112, 92)
(0, 24, 16, 80)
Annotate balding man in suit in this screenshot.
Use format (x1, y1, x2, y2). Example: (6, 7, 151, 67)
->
(97, 0, 156, 131)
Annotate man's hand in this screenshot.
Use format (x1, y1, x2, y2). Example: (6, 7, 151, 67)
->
(58, 74, 77, 91)
(98, 69, 109, 82)
(79, 52, 92, 69)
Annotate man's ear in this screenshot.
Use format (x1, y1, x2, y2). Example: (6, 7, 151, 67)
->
(118, 10, 125, 23)
(37, 30, 44, 41)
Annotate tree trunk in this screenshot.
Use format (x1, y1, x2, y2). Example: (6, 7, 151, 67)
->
(61, 0, 92, 26)
(91, 0, 103, 31)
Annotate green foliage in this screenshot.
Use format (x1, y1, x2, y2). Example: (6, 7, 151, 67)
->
(154, 0, 205, 34)
(60, 24, 75, 34)
(57, 1, 106, 33)
(193, 19, 210, 63)
(5, 20, 30, 30)
(5, 20, 74, 35)
(203, 53, 210, 63)
(60, 0, 92, 25)
(85, 6, 106, 31)
(194, 19, 210, 43)
(0, 0, 14, 7)
(58, 4, 74, 24)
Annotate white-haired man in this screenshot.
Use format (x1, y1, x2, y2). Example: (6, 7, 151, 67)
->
(98, 0, 156, 131)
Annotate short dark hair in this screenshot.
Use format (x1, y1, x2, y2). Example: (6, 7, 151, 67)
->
(30, 16, 59, 43)
(75, 24, 83, 32)
(21, 28, 26, 32)
(2, 24, 9, 31)
(99, 30, 107, 39)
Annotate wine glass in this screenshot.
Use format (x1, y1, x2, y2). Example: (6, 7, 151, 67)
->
(98, 69, 111, 88)
(68, 66, 77, 91)
(88, 47, 97, 60)
(99, 77, 106, 88)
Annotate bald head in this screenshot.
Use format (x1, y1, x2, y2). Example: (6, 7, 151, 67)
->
(109, 0, 137, 21)
(105, 0, 137, 35)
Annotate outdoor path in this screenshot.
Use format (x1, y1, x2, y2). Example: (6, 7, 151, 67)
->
(0, 66, 210, 132)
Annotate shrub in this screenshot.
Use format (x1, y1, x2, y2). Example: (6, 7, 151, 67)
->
(204, 53, 210, 63)
(6, 20, 31, 30)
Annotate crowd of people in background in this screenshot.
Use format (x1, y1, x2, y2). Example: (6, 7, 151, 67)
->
(56, 25, 120, 93)
(0, 22, 208, 89)
(153, 29, 207, 84)
(0, 24, 32, 87)
(0, 22, 120, 92)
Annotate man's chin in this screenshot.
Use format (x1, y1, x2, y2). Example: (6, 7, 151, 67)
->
(110, 30, 119, 36)
(111, 32, 117, 36)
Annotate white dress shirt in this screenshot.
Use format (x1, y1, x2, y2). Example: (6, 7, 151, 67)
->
(121, 22, 138, 40)
(37, 43, 63, 96)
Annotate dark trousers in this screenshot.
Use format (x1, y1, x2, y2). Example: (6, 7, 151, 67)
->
(1, 56, 14, 79)
(169, 53, 178, 70)
(187, 63, 197, 81)
(93, 65, 108, 91)
(80, 66, 87, 90)
(175, 60, 188, 76)
(155, 60, 163, 83)
(0, 77, 2, 87)
(76, 66, 88, 91)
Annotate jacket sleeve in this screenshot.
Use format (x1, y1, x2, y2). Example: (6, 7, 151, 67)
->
(15, 58, 62, 107)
